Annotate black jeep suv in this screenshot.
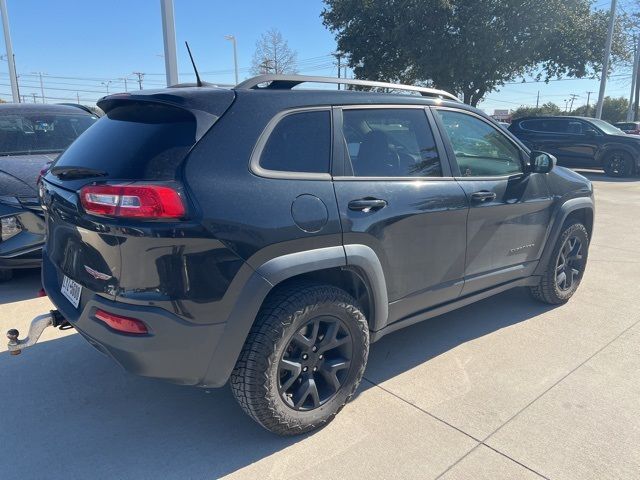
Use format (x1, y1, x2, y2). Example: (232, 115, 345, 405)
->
(40, 75, 594, 435)
(508, 115, 640, 177)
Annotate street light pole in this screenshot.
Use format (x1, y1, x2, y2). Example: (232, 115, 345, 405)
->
(0, 0, 19, 102)
(225, 35, 239, 85)
(595, 0, 617, 119)
(101, 81, 112, 94)
(627, 36, 640, 121)
(160, 0, 179, 86)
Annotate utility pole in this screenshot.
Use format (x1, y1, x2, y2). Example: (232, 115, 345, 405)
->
(31, 92, 36, 103)
(259, 60, 273, 74)
(120, 77, 128, 92)
(132, 72, 144, 90)
(0, 0, 19, 102)
(635, 62, 640, 121)
(585, 91, 594, 116)
(225, 35, 239, 85)
(595, 0, 617, 119)
(569, 93, 579, 112)
(333, 52, 342, 90)
(160, 0, 179, 86)
(564, 99, 569, 112)
(32, 72, 45, 103)
(536, 90, 540, 108)
(76, 92, 80, 104)
(627, 36, 640, 121)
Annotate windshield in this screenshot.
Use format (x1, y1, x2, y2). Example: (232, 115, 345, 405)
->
(0, 112, 98, 156)
(589, 118, 625, 136)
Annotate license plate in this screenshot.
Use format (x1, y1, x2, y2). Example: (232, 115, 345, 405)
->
(61, 275, 82, 308)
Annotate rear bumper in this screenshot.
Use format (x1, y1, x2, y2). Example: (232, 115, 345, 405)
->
(42, 254, 228, 386)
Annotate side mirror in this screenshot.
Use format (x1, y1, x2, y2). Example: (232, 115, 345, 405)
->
(585, 129, 597, 138)
(530, 151, 556, 174)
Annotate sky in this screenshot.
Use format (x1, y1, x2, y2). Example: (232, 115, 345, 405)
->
(0, 0, 634, 114)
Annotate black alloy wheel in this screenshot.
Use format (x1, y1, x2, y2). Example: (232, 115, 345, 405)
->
(554, 235, 585, 292)
(230, 283, 369, 435)
(604, 151, 634, 177)
(278, 315, 353, 411)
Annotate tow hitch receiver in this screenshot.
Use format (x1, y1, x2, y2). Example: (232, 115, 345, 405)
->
(6, 310, 69, 355)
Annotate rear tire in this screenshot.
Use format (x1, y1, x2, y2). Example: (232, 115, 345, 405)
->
(230, 283, 369, 436)
(0, 269, 13, 282)
(603, 150, 634, 177)
(530, 222, 589, 304)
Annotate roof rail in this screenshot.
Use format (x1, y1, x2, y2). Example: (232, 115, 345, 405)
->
(235, 75, 460, 102)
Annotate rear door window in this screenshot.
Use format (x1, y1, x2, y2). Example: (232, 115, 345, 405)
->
(258, 110, 331, 174)
(340, 108, 442, 177)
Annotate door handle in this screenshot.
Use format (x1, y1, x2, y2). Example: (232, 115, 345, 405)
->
(348, 198, 387, 212)
(470, 191, 497, 202)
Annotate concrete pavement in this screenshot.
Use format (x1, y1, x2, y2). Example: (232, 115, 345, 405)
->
(0, 172, 638, 479)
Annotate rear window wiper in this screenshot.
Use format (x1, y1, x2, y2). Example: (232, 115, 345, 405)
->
(50, 166, 108, 179)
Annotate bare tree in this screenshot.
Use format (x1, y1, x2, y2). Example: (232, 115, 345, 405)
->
(251, 28, 298, 75)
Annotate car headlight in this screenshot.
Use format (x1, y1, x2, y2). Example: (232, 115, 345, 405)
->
(1, 216, 22, 241)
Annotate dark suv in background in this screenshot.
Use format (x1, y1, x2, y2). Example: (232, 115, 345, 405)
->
(38, 75, 594, 435)
(0, 103, 98, 281)
(509, 116, 640, 177)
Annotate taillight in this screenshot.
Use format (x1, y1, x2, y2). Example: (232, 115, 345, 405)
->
(79, 184, 185, 219)
(94, 309, 148, 334)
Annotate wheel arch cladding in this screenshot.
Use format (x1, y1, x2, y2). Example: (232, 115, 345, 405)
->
(535, 197, 594, 276)
(202, 245, 390, 386)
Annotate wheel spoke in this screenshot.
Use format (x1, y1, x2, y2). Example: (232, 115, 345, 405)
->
(294, 378, 320, 409)
(571, 268, 580, 285)
(324, 357, 351, 374)
(292, 319, 320, 347)
(279, 359, 302, 392)
(318, 368, 342, 391)
(557, 271, 567, 288)
(318, 322, 349, 353)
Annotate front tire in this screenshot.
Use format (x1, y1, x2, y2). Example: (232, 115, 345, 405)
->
(230, 283, 369, 436)
(603, 150, 634, 177)
(530, 222, 589, 304)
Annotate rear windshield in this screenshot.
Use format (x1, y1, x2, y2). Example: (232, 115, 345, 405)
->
(52, 103, 197, 180)
(0, 112, 97, 156)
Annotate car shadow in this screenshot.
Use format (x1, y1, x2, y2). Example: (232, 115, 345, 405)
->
(360, 287, 555, 390)
(0, 268, 41, 304)
(0, 287, 555, 479)
(574, 170, 640, 183)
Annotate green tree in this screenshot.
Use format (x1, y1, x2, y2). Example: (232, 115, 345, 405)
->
(512, 102, 563, 119)
(571, 96, 628, 123)
(322, 0, 630, 106)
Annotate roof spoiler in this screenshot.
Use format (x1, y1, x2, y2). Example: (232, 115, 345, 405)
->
(97, 88, 235, 142)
